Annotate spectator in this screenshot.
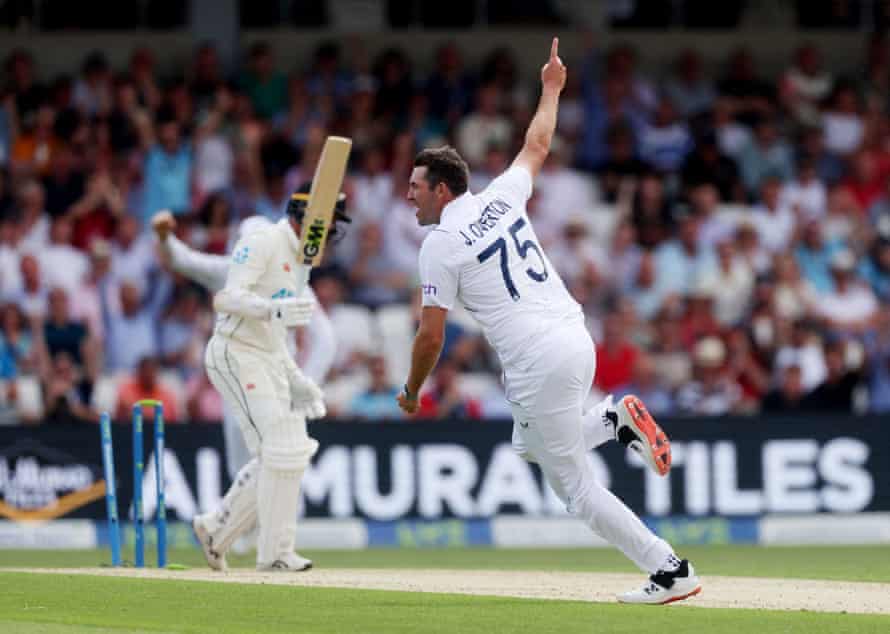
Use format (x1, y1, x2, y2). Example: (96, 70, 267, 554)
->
(779, 44, 833, 126)
(697, 239, 754, 327)
(795, 220, 845, 293)
(772, 253, 816, 321)
(16, 179, 50, 253)
(712, 98, 750, 159)
(716, 48, 775, 123)
(43, 287, 96, 375)
(594, 312, 640, 393)
(12, 254, 49, 319)
(607, 220, 643, 295)
(626, 250, 663, 320)
(638, 97, 693, 172)
(5, 49, 45, 124)
(191, 193, 235, 255)
(654, 212, 717, 297)
(105, 72, 152, 157)
(159, 287, 205, 377)
(41, 350, 95, 424)
(615, 353, 675, 415)
(676, 336, 743, 415)
(814, 249, 879, 336)
(692, 182, 736, 249)
(840, 149, 884, 212)
(628, 171, 672, 249)
(802, 340, 862, 412)
(456, 83, 512, 168)
(346, 355, 402, 421)
(239, 42, 288, 121)
(750, 177, 796, 254)
(774, 319, 827, 392)
(70, 238, 111, 341)
(679, 287, 723, 348)
(821, 82, 864, 157)
(185, 369, 223, 423)
(417, 360, 482, 420)
(779, 157, 827, 221)
(725, 327, 770, 408)
(42, 147, 85, 217)
(663, 49, 716, 118)
(737, 118, 794, 197)
(859, 238, 890, 303)
(864, 306, 890, 412)
(100, 278, 165, 373)
(761, 364, 809, 413)
(347, 223, 411, 308)
(40, 216, 89, 296)
(115, 356, 180, 422)
(67, 168, 126, 251)
(546, 216, 606, 300)
(0, 303, 36, 379)
(424, 42, 475, 126)
(109, 215, 156, 292)
(11, 105, 59, 177)
(681, 130, 742, 202)
(142, 107, 193, 222)
(797, 125, 844, 185)
(72, 51, 112, 117)
(597, 123, 647, 203)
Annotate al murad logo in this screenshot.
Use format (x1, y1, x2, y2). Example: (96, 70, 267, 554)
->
(0, 439, 105, 521)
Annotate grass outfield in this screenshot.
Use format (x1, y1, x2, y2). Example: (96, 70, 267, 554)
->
(2, 546, 889, 633)
(1, 571, 888, 634)
(3, 544, 890, 582)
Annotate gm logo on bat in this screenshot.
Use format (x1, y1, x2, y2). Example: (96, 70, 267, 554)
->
(302, 219, 327, 258)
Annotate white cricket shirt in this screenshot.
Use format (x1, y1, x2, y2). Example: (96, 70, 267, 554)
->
(418, 166, 582, 370)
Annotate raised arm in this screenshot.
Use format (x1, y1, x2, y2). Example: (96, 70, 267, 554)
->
(512, 37, 567, 180)
(152, 210, 230, 292)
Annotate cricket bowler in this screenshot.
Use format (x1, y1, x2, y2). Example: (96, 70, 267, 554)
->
(397, 38, 701, 604)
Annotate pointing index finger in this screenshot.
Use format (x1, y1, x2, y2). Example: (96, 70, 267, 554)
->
(550, 37, 559, 60)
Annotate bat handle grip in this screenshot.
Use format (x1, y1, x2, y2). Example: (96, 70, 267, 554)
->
(294, 266, 311, 297)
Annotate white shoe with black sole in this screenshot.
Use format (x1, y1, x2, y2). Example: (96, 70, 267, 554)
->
(256, 552, 314, 572)
(192, 515, 228, 572)
(618, 560, 702, 605)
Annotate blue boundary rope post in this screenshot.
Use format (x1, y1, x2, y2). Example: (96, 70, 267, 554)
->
(99, 413, 121, 567)
(132, 403, 144, 568)
(153, 402, 167, 568)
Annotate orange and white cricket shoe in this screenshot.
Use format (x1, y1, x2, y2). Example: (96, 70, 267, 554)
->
(614, 395, 672, 476)
(618, 560, 702, 605)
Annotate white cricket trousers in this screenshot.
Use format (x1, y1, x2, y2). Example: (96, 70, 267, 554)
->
(505, 321, 674, 574)
(204, 334, 317, 564)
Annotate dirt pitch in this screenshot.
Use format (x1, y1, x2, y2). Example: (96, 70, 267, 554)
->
(11, 567, 890, 615)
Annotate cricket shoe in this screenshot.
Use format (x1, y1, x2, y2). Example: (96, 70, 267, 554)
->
(256, 552, 314, 572)
(611, 395, 671, 476)
(192, 514, 228, 572)
(618, 560, 702, 605)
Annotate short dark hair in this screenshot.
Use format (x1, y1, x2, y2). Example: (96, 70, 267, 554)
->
(413, 146, 469, 196)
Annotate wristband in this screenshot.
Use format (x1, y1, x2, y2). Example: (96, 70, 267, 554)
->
(402, 384, 418, 401)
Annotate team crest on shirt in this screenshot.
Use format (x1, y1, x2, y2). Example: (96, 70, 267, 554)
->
(283, 263, 291, 272)
(233, 246, 250, 264)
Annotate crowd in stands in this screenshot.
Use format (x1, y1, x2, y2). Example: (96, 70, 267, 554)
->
(2, 35, 890, 424)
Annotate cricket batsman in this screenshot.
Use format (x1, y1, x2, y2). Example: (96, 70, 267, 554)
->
(156, 186, 346, 571)
(397, 38, 701, 604)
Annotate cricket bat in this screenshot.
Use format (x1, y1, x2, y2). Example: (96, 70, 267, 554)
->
(294, 135, 353, 295)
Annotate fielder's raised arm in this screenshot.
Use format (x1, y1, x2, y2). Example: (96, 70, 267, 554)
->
(511, 37, 567, 179)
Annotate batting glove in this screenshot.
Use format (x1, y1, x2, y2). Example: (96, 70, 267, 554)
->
(270, 295, 315, 327)
(288, 367, 327, 420)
